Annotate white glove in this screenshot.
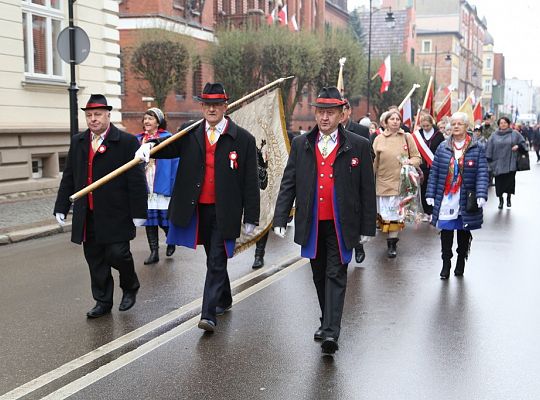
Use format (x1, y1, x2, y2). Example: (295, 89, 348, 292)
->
(133, 218, 147, 227)
(477, 198, 487, 208)
(55, 213, 66, 226)
(359, 235, 371, 244)
(426, 198, 435, 206)
(135, 142, 154, 163)
(244, 223, 256, 234)
(273, 226, 286, 238)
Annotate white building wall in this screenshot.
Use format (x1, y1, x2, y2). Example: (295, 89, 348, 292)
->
(0, 0, 122, 194)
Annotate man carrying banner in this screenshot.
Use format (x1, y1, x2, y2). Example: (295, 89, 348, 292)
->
(273, 87, 376, 355)
(54, 94, 148, 318)
(135, 83, 260, 333)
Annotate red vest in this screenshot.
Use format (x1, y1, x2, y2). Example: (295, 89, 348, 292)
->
(315, 139, 338, 221)
(199, 133, 217, 204)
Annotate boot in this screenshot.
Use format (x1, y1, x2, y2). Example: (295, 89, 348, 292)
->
(161, 226, 175, 257)
(252, 232, 269, 269)
(440, 259, 451, 279)
(386, 238, 398, 258)
(440, 230, 454, 279)
(498, 197, 504, 210)
(355, 244, 366, 263)
(454, 256, 466, 276)
(455, 230, 472, 276)
(144, 226, 159, 265)
(506, 194, 512, 208)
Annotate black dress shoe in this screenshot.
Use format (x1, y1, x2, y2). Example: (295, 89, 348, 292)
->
(321, 337, 339, 354)
(86, 304, 111, 318)
(355, 244, 366, 264)
(119, 290, 137, 311)
(498, 197, 504, 210)
(198, 319, 216, 332)
(166, 245, 175, 257)
(216, 304, 232, 316)
(314, 328, 324, 341)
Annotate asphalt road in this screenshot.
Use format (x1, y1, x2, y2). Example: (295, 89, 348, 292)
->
(1, 161, 540, 399)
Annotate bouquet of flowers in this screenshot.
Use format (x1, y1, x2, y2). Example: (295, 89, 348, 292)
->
(398, 156, 423, 223)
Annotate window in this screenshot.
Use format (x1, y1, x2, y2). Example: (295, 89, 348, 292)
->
(484, 79, 491, 94)
(21, 0, 64, 79)
(422, 40, 432, 53)
(192, 60, 202, 99)
(32, 158, 43, 179)
(485, 57, 492, 69)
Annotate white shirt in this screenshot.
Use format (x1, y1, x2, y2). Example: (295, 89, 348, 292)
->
(91, 125, 110, 147)
(318, 129, 339, 156)
(205, 118, 227, 143)
(423, 128, 435, 141)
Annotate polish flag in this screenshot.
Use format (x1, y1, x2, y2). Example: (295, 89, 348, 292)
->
(400, 97, 412, 128)
(436, 91, 452, 122)
(422, 76, 434, 116)
(375, 55, 391, 93)
(278, 5, 287, 26)
(473, 99, 483, 122)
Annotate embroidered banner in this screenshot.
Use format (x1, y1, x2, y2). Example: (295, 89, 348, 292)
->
(229, 88, 290, 254)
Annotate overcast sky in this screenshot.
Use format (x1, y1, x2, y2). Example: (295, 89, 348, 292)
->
(347, 0, 540, 85)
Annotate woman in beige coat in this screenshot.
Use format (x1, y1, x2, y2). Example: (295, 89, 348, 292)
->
(373, 110, 422, 257)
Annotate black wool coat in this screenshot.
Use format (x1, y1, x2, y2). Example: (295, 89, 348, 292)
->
(54, 124, 148, 244)
(151, 117, 260, 240)
(345, 120, 370, 141)
(273, 124, 377, 250)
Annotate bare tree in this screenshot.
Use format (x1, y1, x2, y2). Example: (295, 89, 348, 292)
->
(130, 40, 190, 110)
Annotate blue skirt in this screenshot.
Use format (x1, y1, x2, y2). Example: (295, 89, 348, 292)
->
(437, 215, 464, 231)
(145, 209, 169, 227)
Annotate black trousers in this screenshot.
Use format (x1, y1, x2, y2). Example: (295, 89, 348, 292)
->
(199, 204, 232, 324)
(440, 229, 472, 261)
(420, 169, 433, 215)
(310, 220, 348, 340)
(82, 213, 140, 307)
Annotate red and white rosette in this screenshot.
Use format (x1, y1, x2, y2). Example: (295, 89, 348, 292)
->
(229, 151, 238, 169)
(98, 145, 107, 154)
(351, 157, 359, 167)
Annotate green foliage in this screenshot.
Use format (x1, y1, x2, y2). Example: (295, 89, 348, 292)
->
(130, 39, 190, 110)
(369, 56, 430, 117)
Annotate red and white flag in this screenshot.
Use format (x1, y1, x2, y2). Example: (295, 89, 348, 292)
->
(422, 76, 434, 116)
(473, 99, 483, 122)
(436, 91, 452, 122)
(375, 55, 391, 93)
(401, 97, 412, 128)
(278, 5, 287, 25)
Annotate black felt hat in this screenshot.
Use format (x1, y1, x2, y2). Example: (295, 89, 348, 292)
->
(194, 82, 229, 103)
(81, 94, 113, 111)
(311, 86, 347, 108)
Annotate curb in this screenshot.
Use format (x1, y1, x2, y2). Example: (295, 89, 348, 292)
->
(0, 222, 72, 245)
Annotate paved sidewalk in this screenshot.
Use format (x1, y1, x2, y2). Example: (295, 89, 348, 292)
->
(0, 189, 71, 245)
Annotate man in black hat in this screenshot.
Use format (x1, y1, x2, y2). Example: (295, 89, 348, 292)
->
(273, 86, 376, 355)
(54, 94, 148, 318)
(136, 83, 260, 333)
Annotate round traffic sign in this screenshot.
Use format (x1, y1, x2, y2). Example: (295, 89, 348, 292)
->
(57, 26, 91, 65)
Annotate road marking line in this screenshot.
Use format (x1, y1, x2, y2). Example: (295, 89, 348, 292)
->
(41, 258, 307, 400)
(0, 254, 301, 400)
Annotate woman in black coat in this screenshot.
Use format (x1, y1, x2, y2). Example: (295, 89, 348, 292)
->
(418, 114, 445, 219)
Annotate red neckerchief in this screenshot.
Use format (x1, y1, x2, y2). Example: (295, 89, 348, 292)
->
(443, 135, 471, 196)
(141, 128, 164, 144)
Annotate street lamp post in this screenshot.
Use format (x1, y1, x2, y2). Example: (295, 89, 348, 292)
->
(68, 0, 79, 136)
(365, 2, 395, 116)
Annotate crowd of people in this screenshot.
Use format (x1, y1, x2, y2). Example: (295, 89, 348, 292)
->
(53, 85, 530, 357)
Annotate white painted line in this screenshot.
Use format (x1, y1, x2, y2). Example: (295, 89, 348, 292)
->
(0, 254, 300, 400)
(41, 258, 308, 400)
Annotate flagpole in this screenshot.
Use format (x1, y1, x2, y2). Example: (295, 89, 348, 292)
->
(69, 76, 295, 203)
(398, 84, 421, 111)
(421, 76, 434, 110)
